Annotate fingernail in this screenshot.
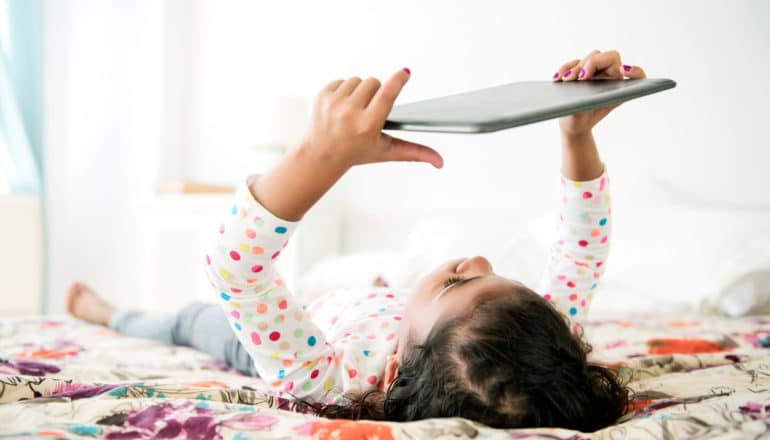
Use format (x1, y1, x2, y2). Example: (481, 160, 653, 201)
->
(622, 64, 632, 72)
(563, 69, 572, 78)
(578, 68, 585, 79)
(553, 72, 560, 79)
(402, 67, 411, 75)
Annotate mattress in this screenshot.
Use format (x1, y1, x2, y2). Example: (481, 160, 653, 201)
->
(2, 312, 770, 439)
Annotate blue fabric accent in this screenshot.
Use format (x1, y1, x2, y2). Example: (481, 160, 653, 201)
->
(0, 0, 43, 194)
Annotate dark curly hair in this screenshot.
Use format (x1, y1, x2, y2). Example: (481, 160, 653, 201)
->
(294, 287, 629, 431)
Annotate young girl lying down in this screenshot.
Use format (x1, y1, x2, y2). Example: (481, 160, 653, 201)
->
(68, 49, 646, 431)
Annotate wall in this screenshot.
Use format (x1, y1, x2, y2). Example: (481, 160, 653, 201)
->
(188, 0, 770, 210)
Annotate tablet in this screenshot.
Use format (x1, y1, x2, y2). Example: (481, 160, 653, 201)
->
(383, 78, 676, 133)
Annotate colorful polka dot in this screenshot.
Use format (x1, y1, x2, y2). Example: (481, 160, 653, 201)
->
(323, 379, 334, 391)
(278, 299, 288, 310)
(582, 191, 593, 199)
(275, 226, 287, 234)
(257, 303, 268, 314)
(569, 294, 578, 301)
(578, 240, 589, 247)
(294, 328, 303, 338)
(250, 265, 263, 273)
(220, 292, 231, 301)
(308, 336, 317, 347)
(272, 251, 281, 259)
(245, 229, 257, 239)
(234, 322, 241, 331)
(569, 307, 577, 316)
(367, 375, 377, 385)
(229, 251, 241, 261)
(205, 255, 211, 265)
(310, 369, 320, 379)
(269, 331, 281, 341)
(218, 268, 232, 281)
(218, 224, 225, 234)
(231, 310, 240, 319)
(231, 205, 237, 215)
(566, 281, 576, 288)
(250, 332, 262, 345)
(599, 218, 607, 226)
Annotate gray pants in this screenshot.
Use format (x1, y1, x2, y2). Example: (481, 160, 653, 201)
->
(108, 302, 258, 377)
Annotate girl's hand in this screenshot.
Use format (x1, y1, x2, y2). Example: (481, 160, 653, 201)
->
(301, 68, 444, 170)
(553, 50, 647, 137)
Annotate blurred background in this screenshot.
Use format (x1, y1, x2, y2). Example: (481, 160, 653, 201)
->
(2, 0, 769, 318)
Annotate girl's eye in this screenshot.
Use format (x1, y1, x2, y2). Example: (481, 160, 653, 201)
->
(442, 277, 463, 289)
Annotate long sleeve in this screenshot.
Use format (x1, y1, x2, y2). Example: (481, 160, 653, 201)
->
(536, 164, 611, 331)
(203, 175, 342, 400)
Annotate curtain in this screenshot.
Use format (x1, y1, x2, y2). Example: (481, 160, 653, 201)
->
(0, 0, 43, 194)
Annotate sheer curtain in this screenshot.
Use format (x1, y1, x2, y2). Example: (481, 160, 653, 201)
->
(0, 0, 43, 194)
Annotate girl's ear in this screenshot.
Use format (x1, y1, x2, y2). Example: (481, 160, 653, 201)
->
(381, 355, 400, 391)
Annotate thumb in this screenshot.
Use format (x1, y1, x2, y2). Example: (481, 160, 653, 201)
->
(381, 133, 444, 169)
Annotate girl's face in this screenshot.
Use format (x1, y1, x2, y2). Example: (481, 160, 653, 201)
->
(395, 256, 527, 357)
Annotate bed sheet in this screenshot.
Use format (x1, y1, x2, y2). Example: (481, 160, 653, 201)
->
(3, 313, 770, 439)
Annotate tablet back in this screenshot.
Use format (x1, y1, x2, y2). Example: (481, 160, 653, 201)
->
(383, 78, 676, 133)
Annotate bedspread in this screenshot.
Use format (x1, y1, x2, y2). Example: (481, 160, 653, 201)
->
(3, 313, 770, 439)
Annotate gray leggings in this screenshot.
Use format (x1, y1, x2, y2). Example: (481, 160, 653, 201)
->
(108, 302, 258, 377)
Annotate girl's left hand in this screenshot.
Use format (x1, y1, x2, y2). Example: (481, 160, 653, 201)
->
(553, 49, 647, 137)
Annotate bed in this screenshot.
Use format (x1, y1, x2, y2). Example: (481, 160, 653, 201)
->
(3, 312, 770, 439)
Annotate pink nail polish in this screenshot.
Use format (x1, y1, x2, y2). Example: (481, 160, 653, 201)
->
(578, 68, 585, 79)
(563, 69, 572, 78)
(402, 67, 411, 75)
(553, 72, 560, 79)
(622, 64, 632, 72)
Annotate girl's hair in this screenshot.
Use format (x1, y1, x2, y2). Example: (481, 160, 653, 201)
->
(294, 287, 630, 431)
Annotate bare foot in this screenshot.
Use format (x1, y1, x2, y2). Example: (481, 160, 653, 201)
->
(65, 282, 116, 326)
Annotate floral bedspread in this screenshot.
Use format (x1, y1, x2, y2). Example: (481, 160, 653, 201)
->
(3, 313, 770, 439)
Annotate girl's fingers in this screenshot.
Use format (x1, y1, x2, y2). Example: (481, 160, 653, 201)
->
(582, 50, 624, 80)
(368, 68, 411, 120)
(577, 50, 600, 80)
(381, 133, 444, 169)
(322, 79, 344, 93)
(350, 77, 382, 107)
(553, 59, 580, 81)
(621, 64, 647, 79)
(335, 77, 363, 97)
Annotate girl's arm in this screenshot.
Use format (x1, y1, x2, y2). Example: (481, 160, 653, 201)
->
(537, 50, 646, 329)
(204, 69, 441, 401)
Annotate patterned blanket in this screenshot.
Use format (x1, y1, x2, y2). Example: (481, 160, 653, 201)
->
(2, 313, 770, 439)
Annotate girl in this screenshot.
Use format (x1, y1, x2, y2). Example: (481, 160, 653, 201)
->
(68, 49, 644, 431)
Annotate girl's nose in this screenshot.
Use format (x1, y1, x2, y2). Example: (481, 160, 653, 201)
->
(456, 256, 493, 275)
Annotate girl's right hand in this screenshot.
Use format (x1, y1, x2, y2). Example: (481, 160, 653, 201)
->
(301, 69, 444, 170)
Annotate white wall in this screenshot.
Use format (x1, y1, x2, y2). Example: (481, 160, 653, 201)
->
(44, 0, 163, 313)
(41, 0, 770, 314)
(188, 0, 770, 210)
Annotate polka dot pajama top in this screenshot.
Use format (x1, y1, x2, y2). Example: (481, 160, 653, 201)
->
(204, 165, 611, 403)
